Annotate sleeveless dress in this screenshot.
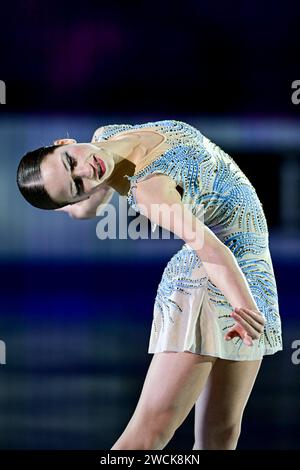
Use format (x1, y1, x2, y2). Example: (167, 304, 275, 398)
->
(93, 120, 283, 361)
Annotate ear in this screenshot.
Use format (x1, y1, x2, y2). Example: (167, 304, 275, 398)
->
(53, 138, 77, 145)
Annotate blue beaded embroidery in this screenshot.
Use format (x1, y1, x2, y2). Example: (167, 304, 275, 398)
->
(153, 246, 207, 334)
(94, 119, 282, 354)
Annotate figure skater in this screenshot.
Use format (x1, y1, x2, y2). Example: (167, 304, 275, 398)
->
(16, 120, 283, 450)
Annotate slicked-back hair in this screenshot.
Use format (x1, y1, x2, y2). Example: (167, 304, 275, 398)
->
(16, 144, 67, 210)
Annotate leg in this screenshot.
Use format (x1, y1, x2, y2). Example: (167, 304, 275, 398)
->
(193, 357, 262, 450)
(111, 351, 217, 450)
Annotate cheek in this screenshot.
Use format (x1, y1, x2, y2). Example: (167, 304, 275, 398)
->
(84, 179, 100, 194)
(74, 148, 88, 163)
(100, 151, 113, 169)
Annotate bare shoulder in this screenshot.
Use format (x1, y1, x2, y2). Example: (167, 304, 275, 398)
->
(91, 126, 107, 142)
(91, 125, 138, 144)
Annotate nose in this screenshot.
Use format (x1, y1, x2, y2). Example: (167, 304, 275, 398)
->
(73, 163, 94, 179)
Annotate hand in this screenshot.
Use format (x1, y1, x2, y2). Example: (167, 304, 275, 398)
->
(224, 307, 266, 347)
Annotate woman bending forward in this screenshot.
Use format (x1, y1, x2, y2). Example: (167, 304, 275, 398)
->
(17, 119, 283, 450)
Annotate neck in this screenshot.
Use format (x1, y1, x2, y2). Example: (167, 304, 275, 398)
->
(93, 135, 147, 195)
(93, 134, 143, 162)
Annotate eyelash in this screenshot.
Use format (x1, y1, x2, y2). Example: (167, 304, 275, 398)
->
(66, 153, 83, 196)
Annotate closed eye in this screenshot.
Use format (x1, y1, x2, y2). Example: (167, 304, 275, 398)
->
(66, 152, 75, 171)
(74, 177, 83, 197)
(66, 152, 84, 197)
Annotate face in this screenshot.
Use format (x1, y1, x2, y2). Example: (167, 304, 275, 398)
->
(40, 141, 115, 205)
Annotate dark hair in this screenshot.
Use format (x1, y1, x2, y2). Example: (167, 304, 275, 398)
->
(16, 144, 67, 210)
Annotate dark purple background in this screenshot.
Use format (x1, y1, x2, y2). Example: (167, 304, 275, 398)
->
(1, 0, 299, 115)
(0, 0, 299, 451)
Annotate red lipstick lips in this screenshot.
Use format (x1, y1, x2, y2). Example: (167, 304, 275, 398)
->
(92, 155, 106, 179)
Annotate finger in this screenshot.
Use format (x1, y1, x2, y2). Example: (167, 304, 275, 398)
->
(233, 308, 265, 334)
(225, 326, 253, 346)
(239, 307, 265, 326)
(231, 312, 261, 340)
(235, 307, 265, 326)
(243, 332, 253, 347)
(238, 308, 265, 333)
(224, 323, 242, 340)
(224, 330, 238, 340)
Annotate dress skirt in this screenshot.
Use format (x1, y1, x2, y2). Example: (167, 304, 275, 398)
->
(148, 239, 283, 361)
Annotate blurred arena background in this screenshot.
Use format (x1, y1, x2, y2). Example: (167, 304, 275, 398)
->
(0, 0, 300, 450)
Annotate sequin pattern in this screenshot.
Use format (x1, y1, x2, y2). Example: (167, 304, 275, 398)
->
(153, 245, 207, 334)
(93, 120, 283, 360)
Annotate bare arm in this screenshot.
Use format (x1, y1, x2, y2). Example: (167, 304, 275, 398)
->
(134, 173, 265, 345)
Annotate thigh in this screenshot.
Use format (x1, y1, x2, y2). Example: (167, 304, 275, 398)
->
(130, 351, 217, 433)
(194, 357, 263, 430)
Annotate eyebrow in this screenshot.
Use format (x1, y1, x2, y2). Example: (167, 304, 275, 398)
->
(61, 152, 74, 198)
